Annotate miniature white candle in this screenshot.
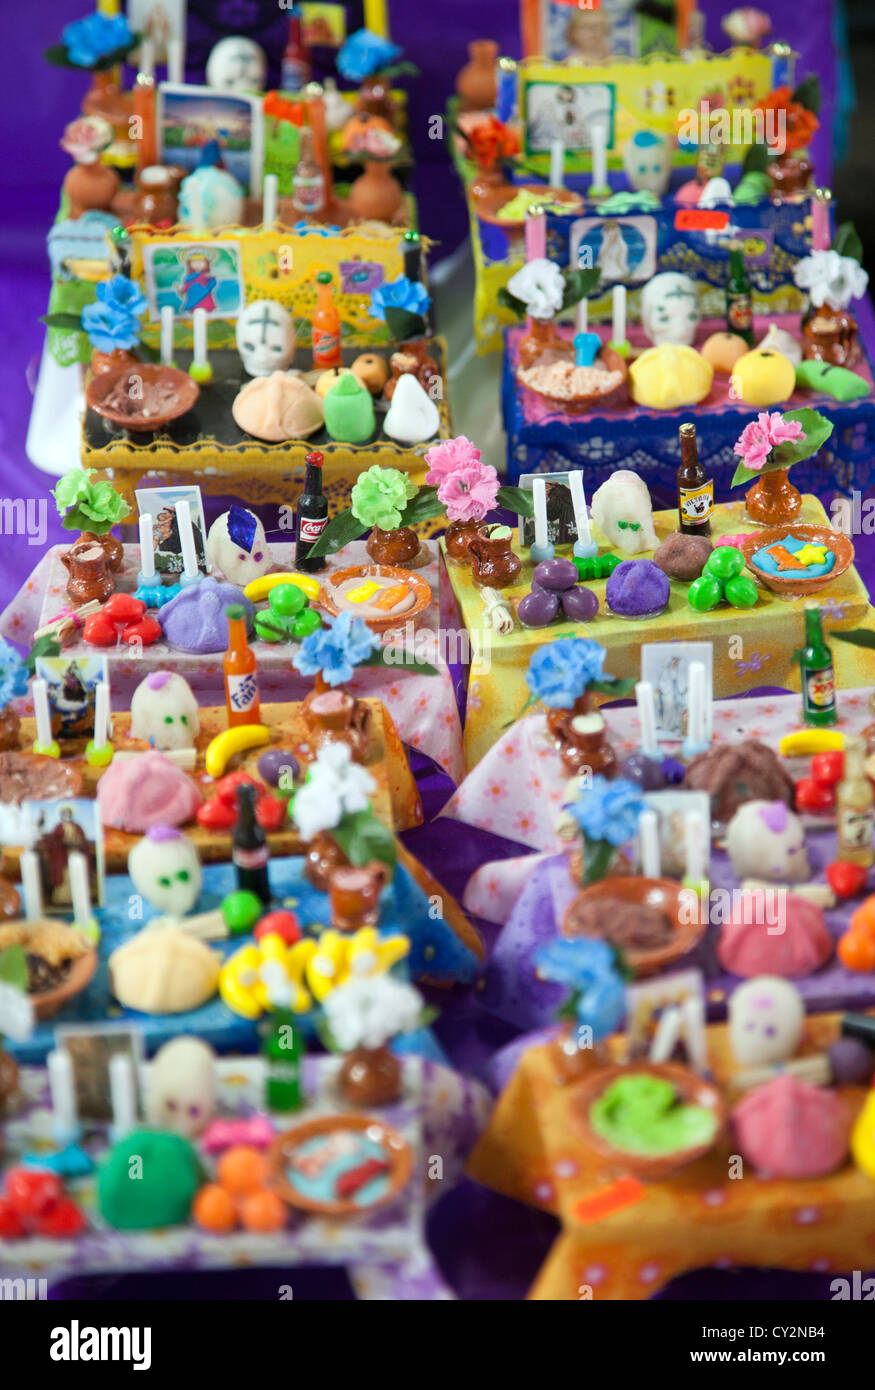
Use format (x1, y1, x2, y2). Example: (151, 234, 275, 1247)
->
(568, 470, 597, 559)
(68, 850, 91, 928)
(638, 808, 661, 878)
(138, 36, 155, 80)
(109, 1053, 137, 1140)
(167, 36, 184, 84)
(160, 305, 174, 366)
(549, 138, 565, 189)
(32, 679, 53, 748)
(175, 498, 199, 580)
(93, 681, 109, 752)
(574, 296, 588, 335)
(589, 119, 608, 195)
(192, 307, 208, 370)
(48, 1049, 79, 1141)
(683, 660, 708, 755)
(611, 284, 627, 344)
(684, 809, 708, 882)
(262, 173, 279, 226)
(532, 477, 550, 551)
(20, 850, 43, 922)
(649, 1004, 681, 1063)
(138, 513, 155, 580)
(635, 680, 660, 759)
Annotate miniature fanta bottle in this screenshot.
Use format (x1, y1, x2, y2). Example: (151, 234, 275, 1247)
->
(312, 271, 341, 369)
(223, 604, 260, 727)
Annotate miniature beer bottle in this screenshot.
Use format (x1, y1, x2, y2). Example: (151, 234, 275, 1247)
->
(294, 449, 328, 572)
(726, 240, 754, 346)
(281, 6, 311, 93)
(799, 602, 838, 727)
(262, 1009, 303, 1112)
(223, 604, 260, 727)
(836, 736, 874, 867)
(292, 126, 325, 217)
(232, 782, 271, 904)
(311, 270, 340, 368)
(676, 422, 713, 535)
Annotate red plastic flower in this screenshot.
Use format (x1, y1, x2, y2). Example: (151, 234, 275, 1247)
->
(754, 86, 819, 152)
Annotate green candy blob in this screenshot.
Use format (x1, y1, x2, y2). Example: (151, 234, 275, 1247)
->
(687, 574, 723, 611)
(323, 372, 376, 443)
(704, 546, 745, 581)
(724, 574, 759, 608)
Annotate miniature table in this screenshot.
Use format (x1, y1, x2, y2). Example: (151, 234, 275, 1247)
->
(442, 495, 875, 768)
(0, 1054, 491, 1300)
(0, 539, 465, 782)
(467, 1015, 875, 1301)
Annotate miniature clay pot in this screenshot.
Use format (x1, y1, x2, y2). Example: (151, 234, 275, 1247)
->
(468, 526, 522, 589)
(517, 317, 575, 372)
(802, 307, 860, 368)
(356, 76, 396, 126)
(329, 862, 389, 932)
(469, 162, 512, 202)
(81, 68, 132, 135)
(546, 695, 618, 778)
(366, 526, 421, 567)
(0, 1046, 19, 1117)
(89, 347, 139, 377)
(744, 467, 803, 525)
(338, 1044, 402, 1107)
(347, 160, 404, 223)
(60, 540, 115, 606)
(132, 164, 185, 227)
(767, 149, 813, 198)
(0, 877, 20, 921)
(0, 706, 21, 754)
(31, 946, 99, 1021)
(562, 876, 707, 978)
(456, 39, 499, 111)
(303, 830, 349, 893)
(384, 342, 441, 401)
(550, 1025, 603, 1085)
(302, 686, 372, 761)
(76, 530, 124, 573)
(444, 516, 481, 565)
(63, 160, 121, 220)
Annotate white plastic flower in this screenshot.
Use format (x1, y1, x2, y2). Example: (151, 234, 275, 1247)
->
(322, 974, 422, 1051)
(0, 981, 34, 1043)
(794, 249, 868, 310)
(291, 742, 376, 841)
(506, 257, 565, 321)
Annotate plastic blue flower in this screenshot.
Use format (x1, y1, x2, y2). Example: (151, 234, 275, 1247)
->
(370, 276, 431, 322)
(535, 937, 616, 989)
(566, 776, 645, 847)
(337, 29, 402, 83)
(575, 970, 626, 1041)
(0, 639, 28, 709)
(526, 638, 606, 709)
(81, 301, 141, 353)
(95, 275, 148, 320)
(293, 611, 380, 687)
(61, 12, 134, 67)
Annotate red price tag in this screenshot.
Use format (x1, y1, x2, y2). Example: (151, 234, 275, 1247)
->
(674, 209, 731, 232)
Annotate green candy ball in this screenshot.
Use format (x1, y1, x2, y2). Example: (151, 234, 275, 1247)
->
(222, 889, 263, 934)
(292, 607, 322, 639)
(269, 583, 307, 617)
(724, 574, 759, 608)
(254, 612, 288, 643)
(688, 575, 724, 611)
(704, 546, 745, 581)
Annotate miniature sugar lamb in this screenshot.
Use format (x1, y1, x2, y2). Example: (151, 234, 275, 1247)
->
(590, 470, 658, 555)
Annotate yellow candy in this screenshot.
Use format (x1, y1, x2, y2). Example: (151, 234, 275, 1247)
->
(345, 580, 381, 604)
(306, 930, 350, 1001)
(778, 729, 845, 756)
(792, 544, 829, 566)
(205, 724, 270, 778)
(851, 1092, 875, 1179)
(629, 344, 713, 410)
(730, 347, 795, 407)
(243, 572, 321, 603)
(347, 926, 410, 977)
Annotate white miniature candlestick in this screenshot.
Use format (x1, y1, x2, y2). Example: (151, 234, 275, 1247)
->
(68, 850, 92, 930)
(175, 498, 200, 584)
(683, 809, 708, 883)
(529, 476, 554, 564)
(635, 680, 660, 759)
(610, 284, 628, 355)
(167, 37, 184, 84)
(93, 681, 109, 752)
(20, 850, 43, 922)
(649, 1004, 681, 1063)
(589, 120, 609, 196)
(682, 660, 709, 758)
(48, 1049, 80, 1144)
(109, 1053, 137, 1141)
(574, 296, 588, 335)
(138, 37, 155, 80)
(160, 305, 174, 366)
(31, 678, 59, 757)
(192, 307, 208, 367)
(262, 173, 279, 226)
(638, 808, 661, 878)
(138, 513, 155, 580)
(549, 138, 565, 189)
(568, 470, 597, 559)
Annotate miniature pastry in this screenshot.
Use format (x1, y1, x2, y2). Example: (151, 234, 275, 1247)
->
(159, 576, 255, 654)
(622, 130, 671, 196)
(730, 347, 796, 406)
(640, 272, 700, 347)
(232, 372, 324, 441)
(351, 352, 390, 395)
(97, 749, 202, 832)
(322, 372, 376, 443)
(605, 559, 670, 618)
(146, 1037, 216, 1138)
(700, 331, 748, 374)
(235, 300, 296, 377)
(128, 826, 203, 917)
(728, 976, 804, 1066)
(98, 1129, 203, 1229)
(718, 893, 833, 978)
(757, 323, 802, 366)
(130, 671, 199, 750)
(683, 740, 794, 823)
(109, 926, 220, 1014)
(207, 507, 272, 587)
(733, 1076, 850, 1178)
(315, 366, 354, 399)
(653, 532, 712, 580)
(591, 471, 658, 554)
(725, 800, 810, 883)
(629, 344, 713, 409)
(383, 373, 440, 444)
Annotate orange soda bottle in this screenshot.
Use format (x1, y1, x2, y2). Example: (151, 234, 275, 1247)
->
(223, 604, 260, 727)
(312, 271, 341, 369)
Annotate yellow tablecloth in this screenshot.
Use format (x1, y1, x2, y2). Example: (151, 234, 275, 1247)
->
(443, 496, 875, 769)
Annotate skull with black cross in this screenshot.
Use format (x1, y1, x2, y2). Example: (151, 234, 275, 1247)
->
(235, 299, 297, 377)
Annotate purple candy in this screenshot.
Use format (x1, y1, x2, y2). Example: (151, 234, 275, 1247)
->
(605, 559, 670, 618)
(533, 557, 578, 592)
(620, 753, 665, 791)
(258, 748, 300, 788)
(146, 825, 183, 842)
(146, 671, 174, 690)
(661, 757, 686, 785)
(559, 585, 599, 622)
(518, 588, 560, 628)
(159, 577, 254, 654)
(828, 1037, 875, 1085)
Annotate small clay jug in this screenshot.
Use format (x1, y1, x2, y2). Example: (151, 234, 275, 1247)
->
(384, 342, 440, 401)
(63, 160, 120, 220)
(802, 307, 860, 368)
(744, 468, 803, 525)
(444, 516, 480, 565)
(90, 347, 139, 377)
(456, 39, 499, 111)
(133, 164, 184, 227)
(468, 525, 521, 589)
(366, 526, 420, 567)
(767, 149, 813, 198)
(304, 830, 349, 893)
(339, 1043, 402, 1106)
(329, 861, 389, 932)
(60, 541, 114, 606)
(302, 686, 372, 761)
(546, 699, 618, 778)
(77, 530, 124, 573)
(356, 76, 396, 126)
(347, 160, 404, 223)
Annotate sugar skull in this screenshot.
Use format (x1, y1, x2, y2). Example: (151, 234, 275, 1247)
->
(726, 800, 811, 883)
(235, 300, 297, 377)
(622, 130, 672, 197)
(207, 507, 272, 586)
(641, 272, 700, 347)
(729, 976, 804, 1067)
(178, 165, 244, 230)
(130, 670, 199, 750)
(146, 1036, 216, 1138)
(205, 36, 267, 93)
(590, 470, 658, 554)
(128, 825, 202, 917)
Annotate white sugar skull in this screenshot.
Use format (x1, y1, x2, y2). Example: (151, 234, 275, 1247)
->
(129, 826, 203, 917)
(590, 470, 658, 554)
(235, 300, 297, 377)
(623, 130, 672, 197)
(147, 1036, 216, 1138)
(205, 36, 267, 93)
(729, 976, 804, 1067)
(178, 166, 244, 230)
(130, 671, 199, 750)
(207, 506, 272, 585)
(726, 801, 810, 883)
(641, 272, 700, 347)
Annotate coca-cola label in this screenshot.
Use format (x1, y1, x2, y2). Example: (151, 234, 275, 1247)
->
(226, 671, 258, 714)
(232, 845, 268, 870)
(299, 515, 327, 542)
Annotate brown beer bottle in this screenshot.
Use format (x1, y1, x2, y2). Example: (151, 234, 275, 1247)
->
(676, 422, 713, 535)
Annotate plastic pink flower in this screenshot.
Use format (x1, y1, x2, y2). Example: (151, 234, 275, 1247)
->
(734, 412, 804, 471)
(438, 461, 500, 522)
(424, 435, 481, 485)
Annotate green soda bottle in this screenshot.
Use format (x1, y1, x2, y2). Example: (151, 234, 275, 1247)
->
(263, 1010, 303, 1112)
(726, 240, 754, 347)
(799, 602, 838, 727)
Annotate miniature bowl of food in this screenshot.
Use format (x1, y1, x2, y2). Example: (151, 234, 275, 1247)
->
(474, 182, 583, 227)
(572, 1061, 726, 1181)
(0, 920, 98, 1020)
(318, 564, 432, 633)
(562, 876, 705, 977)
(517, 346, 628, 414)
(269, 1113, 413, 1217)
(86, 362, 200, 433)
(739, 524, 854, 597)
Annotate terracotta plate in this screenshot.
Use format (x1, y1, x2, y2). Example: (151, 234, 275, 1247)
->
(32, 947, 99, 1021)
(473, 182, 583, 228)
(86, 363, 200, 433)
(318, 563, 432, 633)
(517, 346, 629, 414)
(269, 1113, 413, 1217)
(740, 524, 854, 597)
(562, 875, 706, 977)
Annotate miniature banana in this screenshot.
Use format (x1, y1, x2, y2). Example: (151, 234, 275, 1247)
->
(205, 723, 270, 778)
(778, 729, 845, 757)
(243, 572, 321, 603)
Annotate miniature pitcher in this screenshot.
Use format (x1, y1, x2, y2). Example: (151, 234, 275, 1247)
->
(468, 526, 522, 589)
(60, 542, 114, 606)
(329, 862, 389, 933)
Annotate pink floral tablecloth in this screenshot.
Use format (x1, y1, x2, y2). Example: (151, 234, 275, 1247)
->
(0, 540, 465, 783)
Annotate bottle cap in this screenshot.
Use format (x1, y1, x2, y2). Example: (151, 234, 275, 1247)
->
(305, 450, 324, 467)
(316, 270, 332, 285)
(225, 604, 246, 620)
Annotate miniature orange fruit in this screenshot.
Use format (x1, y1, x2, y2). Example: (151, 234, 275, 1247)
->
(838, 929, 875, 973)
(192, 1183, 237, 1233)
(239, 1188, 287, 1233)
(216, 1145, 269, 1195)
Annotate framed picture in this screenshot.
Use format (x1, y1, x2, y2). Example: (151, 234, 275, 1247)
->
(640, 642, 714, 744)
(642, 789, 712, 877)
(625, 968, 707, 1070)
(157, 83, 264, 192)
(24, 797, 106, 911)
(300, 1, 350, 47)
(515, 471, 583, 548)
(54, 1024, 145, 1123)
(136, 484, 209, 578)
(141, 238, 246, 321)
(521, 0, 646, 61)
(128, 0, 186, 64)
(34, 654, 108, 743)
(523, 76, 615, 156)
(568, 214, 658, 287)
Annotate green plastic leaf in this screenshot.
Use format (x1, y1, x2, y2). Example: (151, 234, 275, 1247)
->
(397, 486, 443, 528)
(833, 222, 863, 265)
(771, 408, 834, 466)
(331, 809, 397, 870)
(832, 629, 875, 650)
(0, 944, 27, 992)
(496, 485, 535, 518)
(383, 306, 425, 342)
(497, 286, 527, 319)
(362, 650, 439, 676)
(40, 312, 84, 331)
(26, 633, 61, 674)
(588, 676, 637, 698)
(792, 74, 821, 116)
(561, 267, 601, 311)
(306, 507, 366, 558)
(742, 142, 769, 174)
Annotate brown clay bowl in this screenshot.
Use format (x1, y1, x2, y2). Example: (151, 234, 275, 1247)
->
(31, 946, 99, 1021)
(562, 875, 705, 977)
(473, 182, 583, 227)
(0, 751, 83, 807)
(571, 1061, 726, 1181)
(269, 1113, 413, 1217)
(86, 362, 200, 433)
(740, 524, 854, 597)
(517, 345, 628, 414)
(318, 564, 432, 633)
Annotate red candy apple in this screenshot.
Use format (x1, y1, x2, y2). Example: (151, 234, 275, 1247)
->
(795, 777, 835, 814)
(4, 1167, 63, 1218)
(827, 861, 870, 899)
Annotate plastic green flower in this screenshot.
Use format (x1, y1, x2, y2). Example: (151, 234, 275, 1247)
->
(350, 466, 417, 531)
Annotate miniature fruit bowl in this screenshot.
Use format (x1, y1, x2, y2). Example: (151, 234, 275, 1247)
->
(268, 1113, 413, 1217)
(86, 362, 200, 433)
(571, 1061, 726, 1182)
(739, 525, 854, 598)
(473, 182, 583, 227)
(561, 876, 705, 977)
(318, 564, 432, 633)
(517, 346, 628, 415)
